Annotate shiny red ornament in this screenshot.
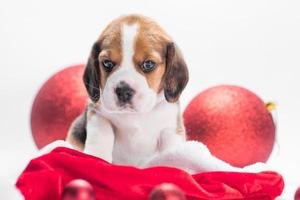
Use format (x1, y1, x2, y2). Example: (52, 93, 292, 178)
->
(62, 179, 95, 200)
(183, 85, 275, 167)
(148, 183, 186, 200)
(295, 187, 300, 200)
(31, 64, 87, 149)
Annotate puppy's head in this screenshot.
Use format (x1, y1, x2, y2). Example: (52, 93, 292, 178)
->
(84, 15, 189, 113)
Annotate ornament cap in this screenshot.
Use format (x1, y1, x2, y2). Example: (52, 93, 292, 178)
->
(266, 102, 277, 112)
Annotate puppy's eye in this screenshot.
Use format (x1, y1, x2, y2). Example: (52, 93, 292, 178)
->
(102, 59, 116, 72)
(141, 60, 156, 73)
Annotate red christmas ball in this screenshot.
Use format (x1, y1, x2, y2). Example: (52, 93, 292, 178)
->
(62, 179, 95, 200)
(148, 183, 186, 200)
(183, 85, 275, 167)
(31, 65, 87, 149)
(295, 187, 300, 200)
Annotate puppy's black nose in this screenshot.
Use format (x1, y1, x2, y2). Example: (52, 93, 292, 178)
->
(115, 81, 135, 104)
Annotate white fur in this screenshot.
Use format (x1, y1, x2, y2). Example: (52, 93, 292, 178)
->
(38, 140, 74, 155)
(84, 107, 115, 162)
(85, 93, 183, 166)
(145, 140, 270, 173)
(103, 94, 184, 166)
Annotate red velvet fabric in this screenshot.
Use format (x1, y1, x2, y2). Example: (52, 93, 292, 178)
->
(16, 147, 284, 200)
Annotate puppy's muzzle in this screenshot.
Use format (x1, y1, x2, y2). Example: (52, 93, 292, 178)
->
(115, 81, 135, 105)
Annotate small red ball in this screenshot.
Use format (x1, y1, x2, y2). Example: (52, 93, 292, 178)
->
(148, 183, 186, 200)
(183, 85, 275, 167)
(31, 65, 87, 149)
(295, 187, 300, 200)
(62, 179, 95, 200)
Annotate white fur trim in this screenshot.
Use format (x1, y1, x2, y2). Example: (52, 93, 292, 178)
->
(145, 140, 270, 173)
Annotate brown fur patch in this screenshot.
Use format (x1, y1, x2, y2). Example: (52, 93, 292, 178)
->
(163, 43, 189, 102)
(95, 18, 123, 89)
(131, 16, 172, 92)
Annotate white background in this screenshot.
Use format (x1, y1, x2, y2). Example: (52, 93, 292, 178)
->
(1, 0, 300, 199)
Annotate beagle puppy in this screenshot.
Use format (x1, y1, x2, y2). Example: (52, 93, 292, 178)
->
(66, 15, 189, 167)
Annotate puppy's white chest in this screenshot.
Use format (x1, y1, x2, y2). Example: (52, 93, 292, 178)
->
(112, 126, 158, 166)
(102, 102, 178, 166)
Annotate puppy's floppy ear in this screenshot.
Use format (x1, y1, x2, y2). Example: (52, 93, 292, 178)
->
(163, 42, 189, 102)
(83, 42, 101, 103)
